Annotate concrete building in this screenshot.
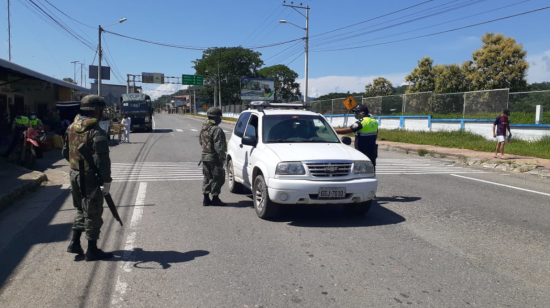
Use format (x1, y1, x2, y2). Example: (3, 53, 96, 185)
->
(0, 58, 91, 133)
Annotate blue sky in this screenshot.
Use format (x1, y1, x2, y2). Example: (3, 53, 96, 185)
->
(2, 0, 550, 99)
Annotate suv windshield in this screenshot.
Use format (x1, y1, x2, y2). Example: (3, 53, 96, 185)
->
(263, 114, 340, 143)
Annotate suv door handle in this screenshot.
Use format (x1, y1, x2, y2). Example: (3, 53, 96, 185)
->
(239, 144, 243, 148)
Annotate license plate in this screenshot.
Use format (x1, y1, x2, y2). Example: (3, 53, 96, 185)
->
(318, 187, 346, 199)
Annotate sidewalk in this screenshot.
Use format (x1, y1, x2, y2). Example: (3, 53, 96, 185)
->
(0, 160, 48, 212)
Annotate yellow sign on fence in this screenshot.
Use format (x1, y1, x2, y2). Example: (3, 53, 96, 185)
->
(343, 96, 358, 111)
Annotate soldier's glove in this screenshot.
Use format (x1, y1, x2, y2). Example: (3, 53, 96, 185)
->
(100, 182, 111, 196)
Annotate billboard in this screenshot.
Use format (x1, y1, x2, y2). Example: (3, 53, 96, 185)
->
(89, 65, 111, 80)
(241, 78, 274, 101)
(142, 72, 164, 84)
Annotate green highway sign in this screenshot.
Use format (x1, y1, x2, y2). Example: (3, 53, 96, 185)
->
(182, 74, 204, 85)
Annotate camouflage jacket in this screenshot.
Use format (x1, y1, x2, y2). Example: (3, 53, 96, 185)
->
(199, 119, 227, 162)
(62, 114, 112, 183)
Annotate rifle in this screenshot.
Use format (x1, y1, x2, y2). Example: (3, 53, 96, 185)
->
(78, 144, 123, 226)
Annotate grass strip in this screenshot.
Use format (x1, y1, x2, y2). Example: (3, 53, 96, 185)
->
(377, 129, 550, 159)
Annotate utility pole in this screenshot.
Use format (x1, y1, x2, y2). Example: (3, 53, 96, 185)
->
(71, 61, 79, 83)
(7, 0, 12, 61)
(98, 25, 103, 96)
(281, 1, 309, 105)
(80, 63, 84, 86)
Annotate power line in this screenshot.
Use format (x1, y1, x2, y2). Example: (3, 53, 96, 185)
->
(310, 0, 490, 49)
(240, 4, 284, 46)
(317, 0, 532, 49)
(312, 5, 550, 52)
(310, 0, 437, 38)
(42, 0, 95, 28)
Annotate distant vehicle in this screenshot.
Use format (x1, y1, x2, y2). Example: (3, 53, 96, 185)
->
(121, 93, 153, 132)
(226, 102, 378, 219)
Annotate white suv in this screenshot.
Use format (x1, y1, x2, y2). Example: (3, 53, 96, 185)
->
(226, 103, 377, 219)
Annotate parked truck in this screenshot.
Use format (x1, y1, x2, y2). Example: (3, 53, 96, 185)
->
(120, 93, 153, 132)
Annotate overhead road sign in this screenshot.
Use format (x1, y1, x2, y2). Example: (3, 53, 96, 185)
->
(182, 74, 204, 85)
(142, 72, 164, 84)
(241, 78, 274, 101)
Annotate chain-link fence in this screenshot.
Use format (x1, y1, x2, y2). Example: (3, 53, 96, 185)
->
(218, 89, 550, 121)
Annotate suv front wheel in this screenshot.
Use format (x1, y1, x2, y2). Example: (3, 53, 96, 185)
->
(253, 174, 280, 219)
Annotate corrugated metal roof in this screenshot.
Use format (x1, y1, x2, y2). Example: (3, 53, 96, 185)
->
(0, 58, 92, 93)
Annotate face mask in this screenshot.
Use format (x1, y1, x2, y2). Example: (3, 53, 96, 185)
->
(354, 113, 363, 120)
(215, 119, 222, 125)
(30, 116, 36, 120)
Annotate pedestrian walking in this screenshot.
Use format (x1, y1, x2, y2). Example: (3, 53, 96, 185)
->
(2, 109, 29, 158)
(121, 116, 131, 143)
(493, 109, 512, 159)
(199, 107, 227, 206)
(62, 95, 114, 261)
(334, 104, 379, 169)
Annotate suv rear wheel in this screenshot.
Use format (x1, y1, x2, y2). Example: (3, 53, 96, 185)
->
(253, 174, 280, 219)
(227, 159, 244, 193)
(343, 200, 372, 216)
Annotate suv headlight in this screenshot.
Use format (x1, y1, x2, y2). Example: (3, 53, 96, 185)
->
(276, 162, 305, 175)
(353, 161, 375, 175)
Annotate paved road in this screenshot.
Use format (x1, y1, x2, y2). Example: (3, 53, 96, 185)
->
(1, 113, 549, 308)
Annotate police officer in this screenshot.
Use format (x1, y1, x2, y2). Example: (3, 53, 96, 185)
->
(62, 95, 114, 261)
(334, 105, 379, 169)
(199, 107, 227, 206)
(2, 109, 29, 158)
(29, 112, 44, 131)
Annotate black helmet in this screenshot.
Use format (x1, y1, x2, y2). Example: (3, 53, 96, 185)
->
(352, 104, 370, 115)
(207, 107, 222, 119)
(503, 109, 510, 115)
(80, 95, 106, 111)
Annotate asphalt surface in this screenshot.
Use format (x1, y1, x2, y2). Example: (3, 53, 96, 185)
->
(1, 113, 549, 308)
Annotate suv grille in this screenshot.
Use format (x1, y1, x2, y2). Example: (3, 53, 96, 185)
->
(305, 162, 351, 177)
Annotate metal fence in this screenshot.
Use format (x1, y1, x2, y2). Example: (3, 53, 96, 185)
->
(213, 89, 550, 120)
(309, 89, 549, 117)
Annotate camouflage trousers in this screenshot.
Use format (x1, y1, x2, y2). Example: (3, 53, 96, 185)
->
(69, 169, 104, 240)
(202, 160, 225, 196)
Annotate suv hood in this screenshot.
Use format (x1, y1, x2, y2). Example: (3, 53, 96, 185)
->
(265, 143, 369, 162)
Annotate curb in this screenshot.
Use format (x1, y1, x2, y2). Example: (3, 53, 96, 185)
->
(0, 170, 48, 213)
(378, 144, 550, 179)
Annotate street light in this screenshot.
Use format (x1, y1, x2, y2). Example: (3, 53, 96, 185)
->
(98, 18, 127, 96)
(279, 7, 309, 105)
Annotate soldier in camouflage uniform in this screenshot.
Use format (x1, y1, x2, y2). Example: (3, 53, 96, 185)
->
(62, 95, 114, 261)
(199, 107, 227, 206)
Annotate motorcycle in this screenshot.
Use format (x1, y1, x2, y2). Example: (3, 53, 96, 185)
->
(16, 127, 43, 169)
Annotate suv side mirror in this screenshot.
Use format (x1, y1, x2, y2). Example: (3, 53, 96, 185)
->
(242, 135, 257, 147)
(341, 136, 352, 145)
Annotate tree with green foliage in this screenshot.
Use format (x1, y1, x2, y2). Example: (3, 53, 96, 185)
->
(258, 64, 302, 103)
(313, 92, 361, 100)
(405, 56, 435, 93)
(193, 47, 264, 105)
(364, 77, 393, 97)
(433, 64, 467, 94)
(465, 33, 529, 92)
(63, 77, 77, 84)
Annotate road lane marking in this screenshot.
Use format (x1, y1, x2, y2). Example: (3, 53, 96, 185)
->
(176, 129, 183, 132)
(112, 182, 147, 307)
(375, 159, 486, 175)
(111, 162, 203, 182)
(190, 129, 198, 132)
(451, 174, 550, 197)
(152, 116, 155, 129)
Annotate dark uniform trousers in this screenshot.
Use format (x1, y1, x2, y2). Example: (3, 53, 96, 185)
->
(69, 169, 104, 240)
(202, 160, 225, 196)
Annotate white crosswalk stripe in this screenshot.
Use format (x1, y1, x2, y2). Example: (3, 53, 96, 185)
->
(175, 129, 183, 132)
(376, 159, 487, 175)
(111, 162, 203, 182)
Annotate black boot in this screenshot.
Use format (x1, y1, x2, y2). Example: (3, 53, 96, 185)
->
(67, 230, 84, 255)
(203, 194, 212, 206)
(211, 195, 227, 206)
(85, 240, 114, 261)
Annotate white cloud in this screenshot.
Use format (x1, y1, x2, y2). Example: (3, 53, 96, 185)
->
(297, 73, 407, 98)
(143, 83, 185, 100)
(527, 49, 550, 83)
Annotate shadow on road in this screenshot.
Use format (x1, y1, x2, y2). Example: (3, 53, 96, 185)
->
(375, 196, 422, 205)
(151, 129, 173, 133)
(90, 248, 210, 269)
(272, 201, 407, 228)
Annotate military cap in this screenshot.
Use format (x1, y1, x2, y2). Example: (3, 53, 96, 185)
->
(207, 107, 222, 118)
(80, 95, 106, 111)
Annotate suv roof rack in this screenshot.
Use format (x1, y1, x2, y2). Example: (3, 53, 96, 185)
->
(246, 101, 310, 111)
